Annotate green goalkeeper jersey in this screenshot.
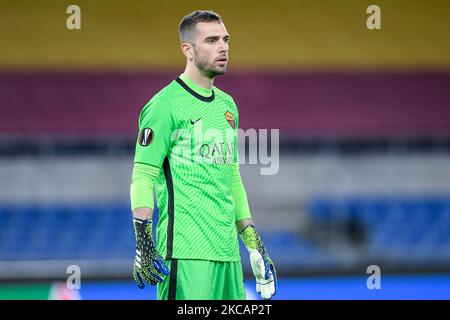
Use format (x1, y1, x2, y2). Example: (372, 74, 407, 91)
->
(133, 74, 241, 262)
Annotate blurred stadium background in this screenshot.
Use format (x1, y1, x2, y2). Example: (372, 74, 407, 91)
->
(1, 0, 450, 299)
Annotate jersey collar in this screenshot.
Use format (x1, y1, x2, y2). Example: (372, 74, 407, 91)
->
(175, 76, 215, 102)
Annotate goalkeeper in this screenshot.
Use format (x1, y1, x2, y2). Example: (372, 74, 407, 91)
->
(130, 10, 276, 300)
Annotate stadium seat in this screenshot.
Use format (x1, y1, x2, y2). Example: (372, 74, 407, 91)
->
(1, 197, 449, 270)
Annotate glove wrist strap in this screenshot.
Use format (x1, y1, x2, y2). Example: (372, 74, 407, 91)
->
(133, 218, 154, 251)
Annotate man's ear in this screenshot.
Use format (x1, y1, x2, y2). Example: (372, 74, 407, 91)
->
(181, 42, 194, 61)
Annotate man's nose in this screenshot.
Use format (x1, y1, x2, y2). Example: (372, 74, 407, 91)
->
(219, 40, 228, 53)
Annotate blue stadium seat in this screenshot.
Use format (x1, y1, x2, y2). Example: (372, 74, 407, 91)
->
(1, 197, 449, 268)
(307, 195, 450, 265)
(308, 198, 334, 221)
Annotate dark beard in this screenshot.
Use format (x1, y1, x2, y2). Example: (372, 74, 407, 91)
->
(195, 59, 226, 79)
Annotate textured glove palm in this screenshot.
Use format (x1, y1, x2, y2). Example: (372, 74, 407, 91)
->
(133, 218, 170, 288)
(239, 225, 277, 299)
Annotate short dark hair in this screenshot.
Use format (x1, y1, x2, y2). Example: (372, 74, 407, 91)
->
(179, 10, 222, 44)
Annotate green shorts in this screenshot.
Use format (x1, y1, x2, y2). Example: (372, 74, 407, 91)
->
(157, 259, 246, 300)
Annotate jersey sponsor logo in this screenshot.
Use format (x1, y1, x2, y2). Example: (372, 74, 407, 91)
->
(198, 141, 234, 164)
(190, 118, 201, 125)
(138, 128, 154, 146)
(225, 111, 235, 129)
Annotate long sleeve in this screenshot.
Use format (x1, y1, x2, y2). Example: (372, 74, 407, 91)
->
(130, 162, 160, 211)
(231, 163, 252, 222)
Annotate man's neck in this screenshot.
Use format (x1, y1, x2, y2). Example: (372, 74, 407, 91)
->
(183, 65, 214, 90)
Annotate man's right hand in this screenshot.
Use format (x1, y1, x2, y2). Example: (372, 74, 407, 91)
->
(132, 218, 170, 288)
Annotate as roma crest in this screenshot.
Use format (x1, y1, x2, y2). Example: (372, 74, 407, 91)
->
(225, 111, 235, 129)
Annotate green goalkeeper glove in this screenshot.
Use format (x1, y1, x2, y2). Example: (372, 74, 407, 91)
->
(239, 225, 277, 300)
(133, 218, 170, 288)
